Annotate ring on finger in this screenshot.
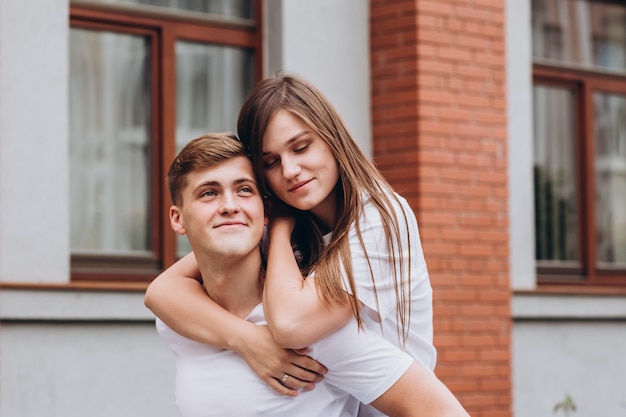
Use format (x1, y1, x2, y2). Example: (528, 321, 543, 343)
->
(281, 373, 289, 383)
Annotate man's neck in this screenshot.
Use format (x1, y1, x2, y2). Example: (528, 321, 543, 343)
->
(196, 251, 263, 319)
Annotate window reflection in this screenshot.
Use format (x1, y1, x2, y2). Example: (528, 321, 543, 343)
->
(81, 0, 253, 19)
(533, 85, 580, 264)
(532, 0, 626, 74)
(594, 92, 626, 267)
(69, 28, 151, 255)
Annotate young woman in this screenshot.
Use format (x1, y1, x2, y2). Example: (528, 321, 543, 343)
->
(145, 74, 446, 414)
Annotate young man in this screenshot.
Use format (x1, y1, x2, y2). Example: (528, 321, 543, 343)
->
(156, 133, 468, 417)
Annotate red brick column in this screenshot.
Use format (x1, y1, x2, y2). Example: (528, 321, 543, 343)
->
(370, 1, 511, 416)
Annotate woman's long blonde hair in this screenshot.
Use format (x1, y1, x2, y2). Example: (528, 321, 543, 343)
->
(238, 73, 412, 342)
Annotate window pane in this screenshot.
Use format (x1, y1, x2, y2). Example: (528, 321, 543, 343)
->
(532, 0, 626, 74)
(175, 41, 254, 257)
(82, 0, 253, 19)
(533, 85, 580, 264)
(69, 28, 152, 255)
(594, 92, 626, 268)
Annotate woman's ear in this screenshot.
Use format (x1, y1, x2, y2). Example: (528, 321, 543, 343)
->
(169, 205, 186, 235)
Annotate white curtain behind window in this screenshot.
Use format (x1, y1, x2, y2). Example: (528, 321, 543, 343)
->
(69, 28, 150, 255)
(174, 41, 253, 257)
(83, 0, 253, 19)
(70, 27, 254, 258)
(594, 93, 626, 266)
(532, 0, 626, 74)
(532, 85, 579, 263)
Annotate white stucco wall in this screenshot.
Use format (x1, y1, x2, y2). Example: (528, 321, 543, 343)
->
(264, 0, 372, 156)
(513, 320, 626, 416)
(506, 0, 535, 292)
(0, 288, 176, 417)
(512, 291, 626, 417)
(1, 321, 175, 417)
(0, 0, 70, 283)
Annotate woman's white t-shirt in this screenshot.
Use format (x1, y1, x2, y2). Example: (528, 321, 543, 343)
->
(338, 192, 436, 417)
(344, 192, 436, 368)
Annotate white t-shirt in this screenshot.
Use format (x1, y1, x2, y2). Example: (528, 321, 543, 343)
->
(345, 191, 436, 366)
(156, 303, 413, 417)
(342, 192, 437, 417)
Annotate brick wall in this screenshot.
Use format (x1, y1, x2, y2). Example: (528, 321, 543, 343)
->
(370, 1, 511, 416)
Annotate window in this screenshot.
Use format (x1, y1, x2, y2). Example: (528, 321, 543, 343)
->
(532, 0, 626, 285)
(69, 1, 261, 282)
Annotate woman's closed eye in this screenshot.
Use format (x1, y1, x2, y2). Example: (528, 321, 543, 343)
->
(294, 144, 309, 153)
(263, 140, 310, 168)
(263, 158, 279, 169)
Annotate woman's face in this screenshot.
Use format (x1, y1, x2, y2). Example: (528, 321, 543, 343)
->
(261, 109, 339, 227)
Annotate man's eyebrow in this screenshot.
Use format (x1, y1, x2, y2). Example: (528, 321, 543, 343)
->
(195, 180, 219, 188)
(191, 180, 220, 194)
(193, 177, 256, 190)
(233, 177, 257, 185)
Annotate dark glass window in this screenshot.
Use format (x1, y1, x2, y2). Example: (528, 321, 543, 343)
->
(69, 2, 260, 282)
(532, 0, 626, 285)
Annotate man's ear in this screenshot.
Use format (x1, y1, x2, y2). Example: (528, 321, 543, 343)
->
(169, 205, 186, 235)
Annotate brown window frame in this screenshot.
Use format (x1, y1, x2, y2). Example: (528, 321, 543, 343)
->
(534, 63, 626, 287)
(69, 2, 263, 283)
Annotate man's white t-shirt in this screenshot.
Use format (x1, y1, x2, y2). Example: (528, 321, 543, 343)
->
(156, 303, 413, 417)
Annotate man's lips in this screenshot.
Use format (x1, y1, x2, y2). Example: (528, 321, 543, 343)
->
(214, 221, 246, 228)
(288, 178, 313, 192)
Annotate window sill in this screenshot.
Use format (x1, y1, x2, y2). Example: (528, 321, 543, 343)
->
(0, 281, 148, 291)
(0, 283, 153, 322)
(513, 287, 626, 321)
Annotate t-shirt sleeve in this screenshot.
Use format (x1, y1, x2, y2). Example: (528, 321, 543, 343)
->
(307, 319, 414, 405)
(342, 193, 430, 322)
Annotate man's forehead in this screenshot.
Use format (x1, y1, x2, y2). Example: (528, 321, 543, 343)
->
(188, 157, 256, 187)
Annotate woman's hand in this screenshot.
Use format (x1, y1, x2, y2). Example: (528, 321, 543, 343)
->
(266, 197, 297, 232)
(237, 325, 327, 396)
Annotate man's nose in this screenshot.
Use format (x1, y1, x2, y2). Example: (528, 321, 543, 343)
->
(219, 192, 240, 213)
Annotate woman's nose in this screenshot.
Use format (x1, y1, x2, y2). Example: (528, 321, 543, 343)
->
(281, 156, 301, 179)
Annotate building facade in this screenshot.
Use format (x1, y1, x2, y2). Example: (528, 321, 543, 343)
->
(1, 1, 625, 416)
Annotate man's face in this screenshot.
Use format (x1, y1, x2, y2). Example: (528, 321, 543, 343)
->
(170, 156, 265, 260)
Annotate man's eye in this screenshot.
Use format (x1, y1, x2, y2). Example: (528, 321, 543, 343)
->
(201, 190, 216, 197)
